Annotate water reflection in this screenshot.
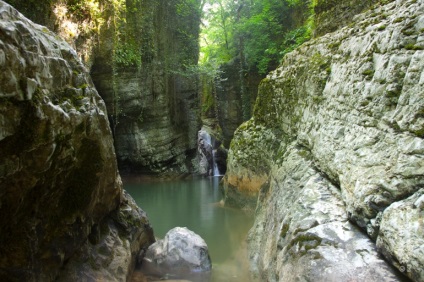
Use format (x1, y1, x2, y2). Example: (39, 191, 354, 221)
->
(124, 176, 254, 282)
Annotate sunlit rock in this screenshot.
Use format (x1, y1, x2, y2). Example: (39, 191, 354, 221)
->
(377, 189, 424, 281)
(141, 227, 211, 280)
(248, 146, 402, 281)
(224, 0, 424, 280)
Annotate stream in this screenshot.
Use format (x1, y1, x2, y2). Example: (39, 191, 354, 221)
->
(125, 176, 254, 282)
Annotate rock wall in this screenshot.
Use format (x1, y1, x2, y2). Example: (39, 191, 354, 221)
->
(313, 0, 381, 37)
(91, 0, 202, 175)
(224, 0, 424, 280)
(0, 2, 154, 280)
(5, 0, 203, 175)
(215, 59, 262, 148)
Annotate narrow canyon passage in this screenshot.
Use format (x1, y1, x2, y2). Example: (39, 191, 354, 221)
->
(125, 176, 254, 281)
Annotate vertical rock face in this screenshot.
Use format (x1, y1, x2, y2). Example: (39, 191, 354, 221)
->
(0, 2, 154, 280)
(5, 0, 203, 175)
(225, 0, 424, 280)
(215, 58, 262, 148)
(248, 146, 402, 282)
(91, 0, 202, 175)
(313, 0, 380, 36)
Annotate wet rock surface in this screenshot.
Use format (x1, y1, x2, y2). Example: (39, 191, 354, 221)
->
(224, 0, 424, 280)
(141, 227, 211, 281)
(0, 2, 154, 280)
(198, 126, 226, 176)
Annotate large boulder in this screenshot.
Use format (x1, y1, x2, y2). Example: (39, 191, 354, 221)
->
(141, 227, 211, 280)
(224, 0, 424, 280)
(0, 2, 154, 280)
(57, 191, 155, 282)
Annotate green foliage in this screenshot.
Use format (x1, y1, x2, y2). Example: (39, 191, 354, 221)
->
(200, 0, 314, 75)
(5, 0, 53, 26)
(279, 26, 311, 59)
(67, 0, 101, 21)
(115, 41, 142, 67)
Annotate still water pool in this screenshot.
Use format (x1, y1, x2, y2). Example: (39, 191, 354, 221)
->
(124, 176, 254, 282)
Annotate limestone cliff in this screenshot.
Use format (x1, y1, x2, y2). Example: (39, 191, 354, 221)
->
(91, 0, 202, 175)
(313, 0, 380, 36)
(224, 0, 424, 280)
(214, 59, 262, 148)
(0, 2, 154, 280)
(5, 0, 203, 175)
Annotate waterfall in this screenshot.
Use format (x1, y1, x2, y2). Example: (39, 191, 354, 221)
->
(198, 128, 221, 177)
(212, 151, 220, 176)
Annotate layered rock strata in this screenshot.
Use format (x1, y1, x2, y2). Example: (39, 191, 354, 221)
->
(91, 0, 202, 175)
(0, 2, 154, 280)
(215, 58, 262, 148)
(224, 0, 424, 280)
(5, 0, 203, 175)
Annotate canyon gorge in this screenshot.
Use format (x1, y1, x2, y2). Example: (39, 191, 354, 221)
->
(0, 0, 423, 281)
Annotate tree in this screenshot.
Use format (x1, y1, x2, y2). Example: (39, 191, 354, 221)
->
(200, 0, 313, 75)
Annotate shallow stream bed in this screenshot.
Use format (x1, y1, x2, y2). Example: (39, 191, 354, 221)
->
(125, 176, 254, 282)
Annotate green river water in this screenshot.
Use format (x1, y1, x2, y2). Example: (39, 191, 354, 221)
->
(125, 176, 254, 282)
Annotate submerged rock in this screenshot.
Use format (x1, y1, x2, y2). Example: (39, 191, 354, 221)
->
(141, 227, 211, 280)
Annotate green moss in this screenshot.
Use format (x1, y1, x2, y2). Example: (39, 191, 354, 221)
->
(78, 83, 89, 90)
(328, 41, 341, 49)
(405, 44, 423, 50)
(393, 17, 404, 23)
(414, 127, 424, 138)
(377, 25, 386, 31)
(402, 29, 415, 36)
(280, 223, 290, 238)
(312, 95, 325, 103)
(253, 79, 276, 124)
(310, 52, 329, 70)
(287, 233, 323, 257)
(362, 69, 374, 78)
(201, 86, 215, 116)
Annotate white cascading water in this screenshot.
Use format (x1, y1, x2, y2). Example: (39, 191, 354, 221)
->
(198, 128, 221, 176)
(212, 149, 221, 176)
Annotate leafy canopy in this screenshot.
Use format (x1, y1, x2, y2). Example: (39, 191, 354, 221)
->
(199, 0, 314, 75)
